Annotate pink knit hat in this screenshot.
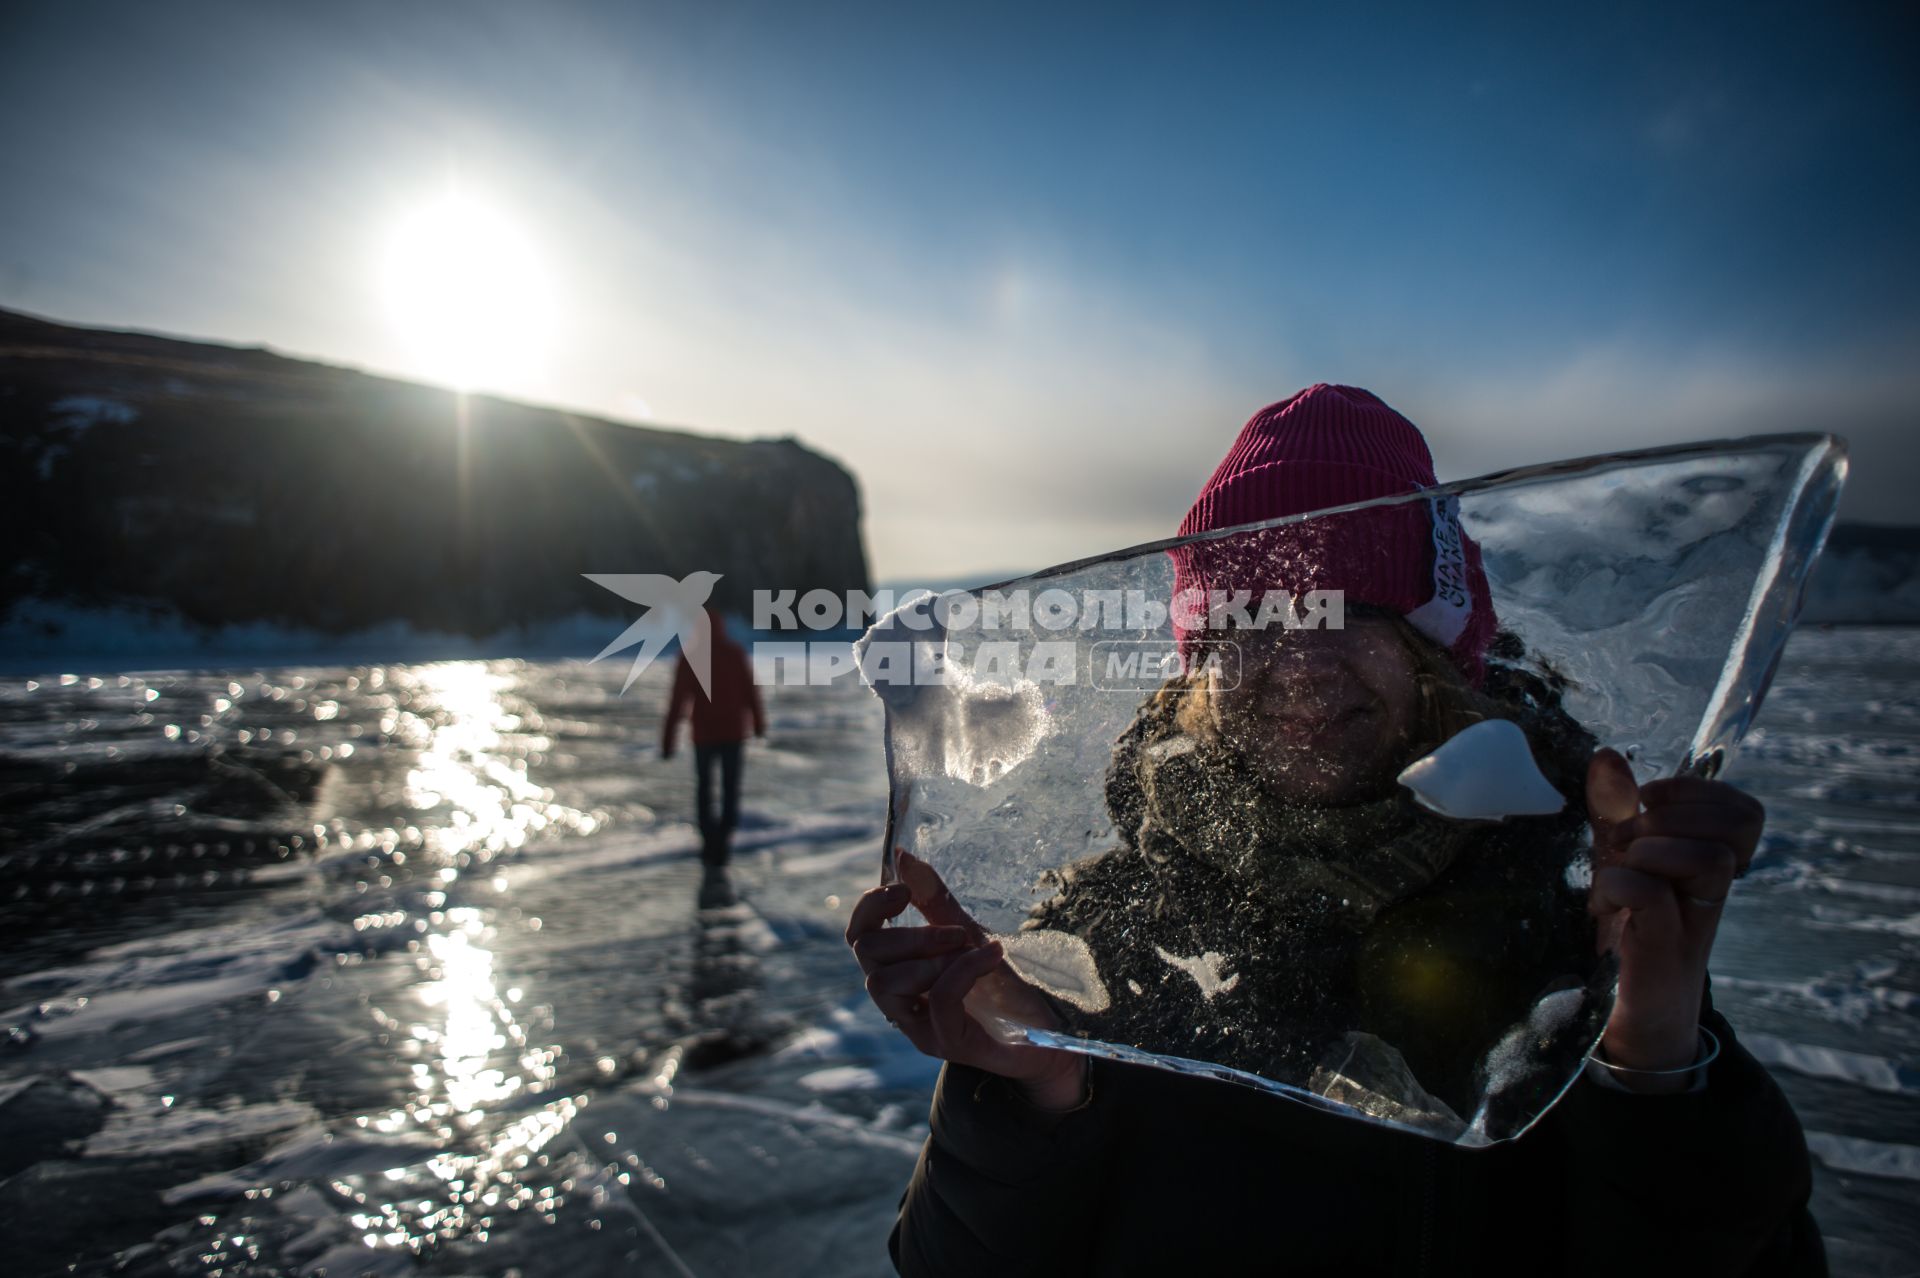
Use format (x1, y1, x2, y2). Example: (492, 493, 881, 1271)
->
(1168, 384, 1498, 682)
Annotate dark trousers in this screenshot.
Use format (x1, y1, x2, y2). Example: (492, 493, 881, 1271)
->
(693, 741, 743, 867)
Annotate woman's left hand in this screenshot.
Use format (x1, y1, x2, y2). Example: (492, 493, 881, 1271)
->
(1586, 748, 1765, 1093)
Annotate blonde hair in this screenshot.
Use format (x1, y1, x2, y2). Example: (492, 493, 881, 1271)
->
(1160, 611, 1495, 763)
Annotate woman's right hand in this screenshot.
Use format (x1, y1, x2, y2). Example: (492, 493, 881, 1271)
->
(845, 850, 1089, 1111)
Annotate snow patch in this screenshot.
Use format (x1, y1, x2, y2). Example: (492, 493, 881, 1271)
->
(51, 396, 138, 432)
(87, 1099, 317, 1158)
(1806, 1130, 1920, 1181)
(1742, 1033, 1920, 1095)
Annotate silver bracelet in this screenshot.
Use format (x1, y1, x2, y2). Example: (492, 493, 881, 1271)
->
(1589, 1025, 1721, 1076)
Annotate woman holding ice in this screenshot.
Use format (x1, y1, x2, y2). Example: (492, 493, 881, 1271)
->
(847, 385, 1821, 1274)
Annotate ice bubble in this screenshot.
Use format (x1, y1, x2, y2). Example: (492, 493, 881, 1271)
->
(1396, 719, 1566, 821)
(857, 595, 1049, 786)
(882, 666, 1046, 786)
(1153, 947, 1241, 1000)
(1310, 1031, 1464, 1137)
(996, 929, 1111, 1013)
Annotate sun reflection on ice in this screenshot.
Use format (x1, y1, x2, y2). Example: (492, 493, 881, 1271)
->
(395, 661, 596, 879)
(417, 913, 518, 1118)
(341, 661, 597, 1256)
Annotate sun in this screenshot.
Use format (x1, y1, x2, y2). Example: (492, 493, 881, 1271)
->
(381, 193, 555, 393)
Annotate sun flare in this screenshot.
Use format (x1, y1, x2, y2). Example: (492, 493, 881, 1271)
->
(381, 194, 555, 393)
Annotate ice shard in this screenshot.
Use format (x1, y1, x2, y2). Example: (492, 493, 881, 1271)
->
(865, 434, 1847, 1145)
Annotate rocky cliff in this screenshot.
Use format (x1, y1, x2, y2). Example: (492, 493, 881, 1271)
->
(0, 309, 869, 657)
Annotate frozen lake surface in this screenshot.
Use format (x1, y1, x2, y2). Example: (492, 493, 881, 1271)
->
(1, 628, 1916, 1275)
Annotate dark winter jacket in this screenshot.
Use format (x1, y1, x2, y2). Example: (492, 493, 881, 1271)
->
(889, 1004, 1822, 1277)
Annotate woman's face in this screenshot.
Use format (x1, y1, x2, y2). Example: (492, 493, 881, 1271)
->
(1204, 613, 1423, 805)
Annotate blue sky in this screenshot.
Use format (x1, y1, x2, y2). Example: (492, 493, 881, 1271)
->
(3, 1, 1915, 578)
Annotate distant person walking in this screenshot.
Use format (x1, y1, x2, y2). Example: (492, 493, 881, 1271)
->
(661, 608, 766, 870)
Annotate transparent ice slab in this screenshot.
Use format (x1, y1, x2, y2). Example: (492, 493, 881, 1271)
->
(861, 434, 1847, 1145)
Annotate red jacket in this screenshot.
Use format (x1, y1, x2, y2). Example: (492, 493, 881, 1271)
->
(662, 637, 765, 751)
